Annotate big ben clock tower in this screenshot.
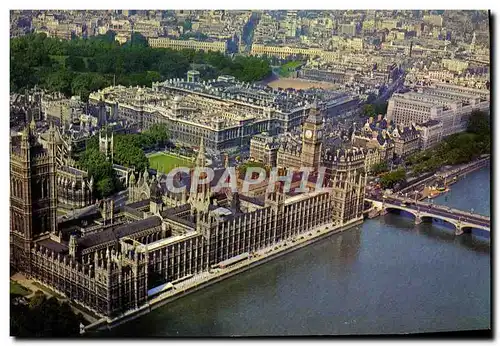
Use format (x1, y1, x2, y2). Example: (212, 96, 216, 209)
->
(301, 102, 324, 169)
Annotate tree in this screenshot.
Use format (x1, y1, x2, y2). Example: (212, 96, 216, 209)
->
(370, 162, 388, 175)
(238, 161, 268, 179)
(144, 124, 170, 148)
(45, 69, 73, 96)
(11, 292, 83, 337)
(362, 104, 376, 117)
(374, 102, 388, 115)
(66, 55, 86, 72)
(467, 110, 490, 136)
(380, 169, 406, 189)
(10, 33, 273, 96)
(87, 58, 98, 72)
(97, 177, 115, 198)
(78, 147, 117, 198)
(114, 134, 150, 172)
(129, 32, 148, 47)
(71, 73, 107, 102)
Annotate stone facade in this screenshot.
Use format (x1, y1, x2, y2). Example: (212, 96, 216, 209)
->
(10, 125, 58, 272)
(11, 128, 366, 319)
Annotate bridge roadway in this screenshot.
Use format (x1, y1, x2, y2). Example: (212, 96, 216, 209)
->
(366, 195, 490, 235)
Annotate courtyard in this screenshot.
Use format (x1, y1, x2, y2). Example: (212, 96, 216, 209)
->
(148, 152, 194, 174)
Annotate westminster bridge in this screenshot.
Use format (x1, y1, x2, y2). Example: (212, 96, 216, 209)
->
(366, 195, 490, 237)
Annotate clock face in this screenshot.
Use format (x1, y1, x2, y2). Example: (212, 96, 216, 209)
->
(305, 130, 313, 139)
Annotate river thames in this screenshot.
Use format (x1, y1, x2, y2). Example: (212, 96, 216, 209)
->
(104, 165, 490, 336)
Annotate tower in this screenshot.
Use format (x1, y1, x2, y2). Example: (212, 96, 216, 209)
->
(69, 233, 78, 258)
(99, 129, 114, 162)
(98, 95, 107, 127)
(265, 181, 286, 242)
(149, 176, 163, 215)
(189, 138, 211, 213)
(470, 31, 476, 52)
(301, 102, 324, 169)
(10, 123, 58, 272)
(326, 148, 367, 225)
(195, 137, 207, 167)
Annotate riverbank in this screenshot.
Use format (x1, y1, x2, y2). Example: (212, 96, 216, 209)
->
(401, 156, 490, 200)
(86, 217, 364, 333)
(99, 166, 490, 337)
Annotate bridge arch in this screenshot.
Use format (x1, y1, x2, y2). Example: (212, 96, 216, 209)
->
(458, 224, 490, 239)
(418, 215, 458, 230)
(385, 207, 418, 219)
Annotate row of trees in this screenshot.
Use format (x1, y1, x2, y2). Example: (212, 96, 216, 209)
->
(77, 125, 172, 198)
(10, 32, 272, 101)
(10, 291, 84, 337)
(378, 111, 490, 189)
(406, 111, 490, 175)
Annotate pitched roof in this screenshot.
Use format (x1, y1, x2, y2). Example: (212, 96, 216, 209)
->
(77, 216, 162, 249)
(37, 238, 69, 253)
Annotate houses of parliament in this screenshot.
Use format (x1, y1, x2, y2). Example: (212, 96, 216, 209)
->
(10, 105, 367, 319)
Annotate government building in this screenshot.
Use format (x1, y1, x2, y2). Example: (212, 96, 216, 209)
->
(87, 71, 352, 154)
(387, 83, 490, 139)
(10, 121, 366, 319)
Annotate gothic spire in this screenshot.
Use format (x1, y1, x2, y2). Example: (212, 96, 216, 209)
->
(30, 116, 36, 133)
(21, 125, 29, 142)
(196, 137, 206, 168)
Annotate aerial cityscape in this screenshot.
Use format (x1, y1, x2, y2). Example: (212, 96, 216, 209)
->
(9, 9, 491, 337)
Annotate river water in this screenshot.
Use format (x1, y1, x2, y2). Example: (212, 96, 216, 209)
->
(105, 166, 491, 336)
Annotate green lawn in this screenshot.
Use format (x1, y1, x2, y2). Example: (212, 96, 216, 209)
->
(278, 60, 303, 77)
(10, 281, 32, 296)
(149, 153, 194, 174)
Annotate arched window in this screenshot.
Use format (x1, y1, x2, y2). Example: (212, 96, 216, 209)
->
(13, 180, 17, 198)
(16, 180, 22, 199)
(15, 213, 21, 233)
(44, 215, 49, 233)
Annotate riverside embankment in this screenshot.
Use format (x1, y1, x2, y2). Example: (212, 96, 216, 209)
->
(86, 218, 364, 333)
